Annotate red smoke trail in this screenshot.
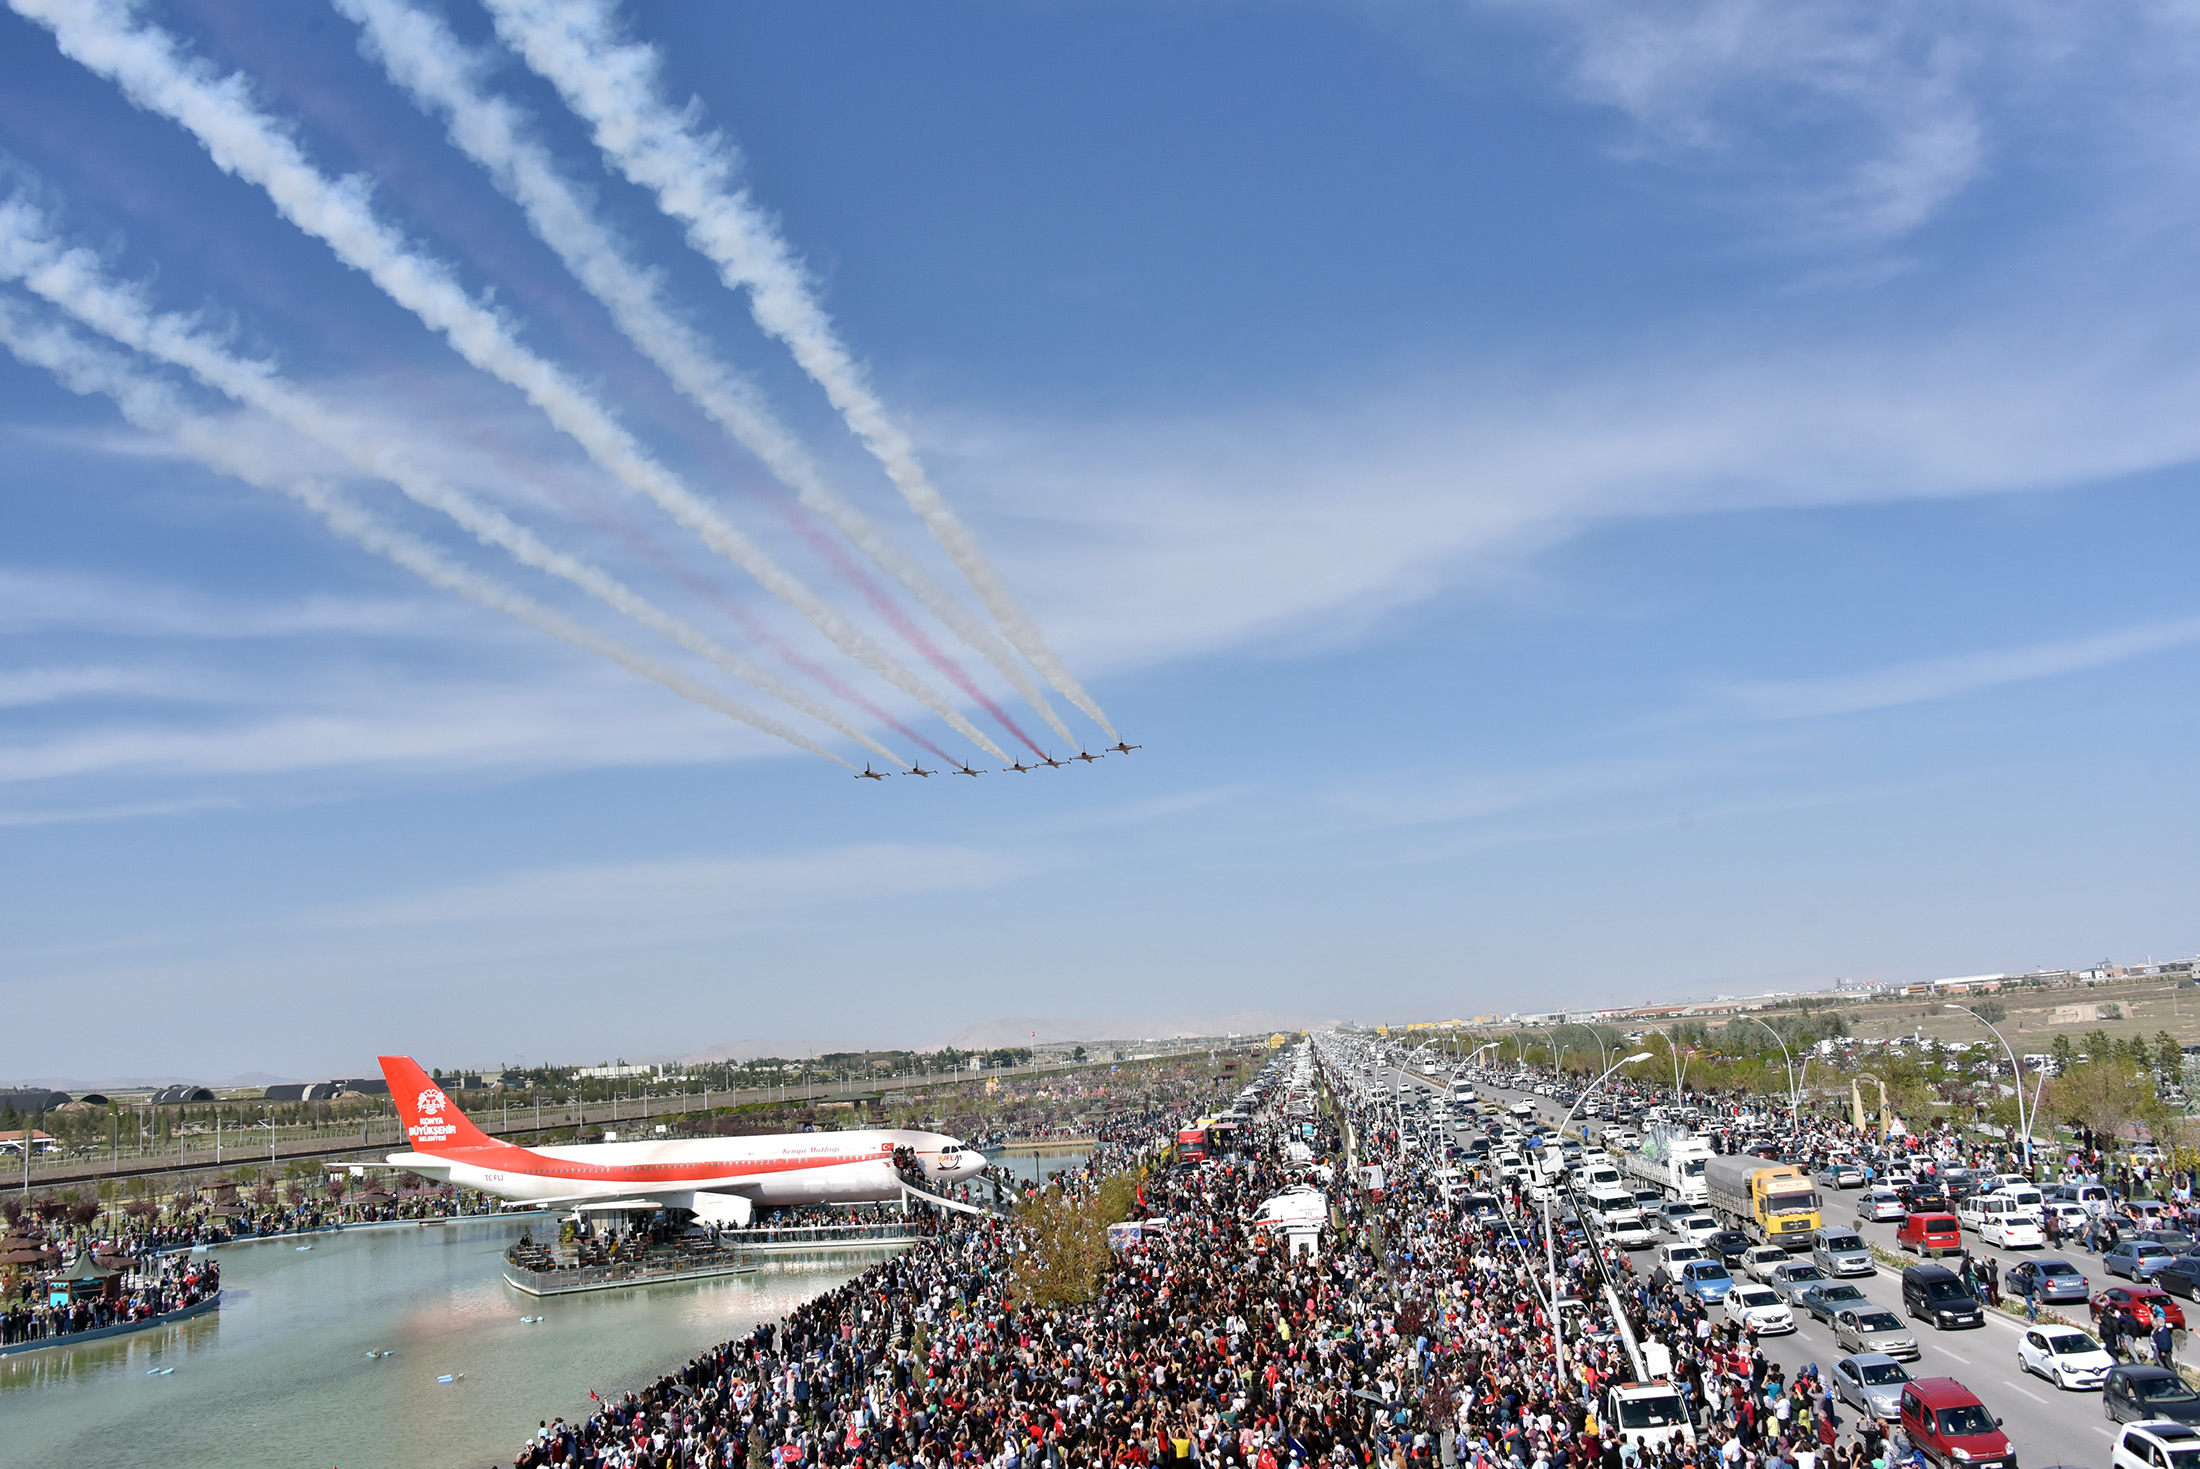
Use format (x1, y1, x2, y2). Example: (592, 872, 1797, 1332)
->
(554, 476, 962, 766)
(403, 395, 957, 764)
(768, 502, 1049, 757)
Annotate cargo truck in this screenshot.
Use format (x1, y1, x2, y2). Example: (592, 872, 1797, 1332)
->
(1623, 1125, 1714, 1204)
(1701, 1154, 1821, 1248)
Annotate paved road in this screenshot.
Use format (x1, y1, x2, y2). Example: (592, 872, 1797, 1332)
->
(1399, 1070, 2123, 1469)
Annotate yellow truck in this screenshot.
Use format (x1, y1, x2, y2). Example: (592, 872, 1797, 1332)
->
(1702, 1155, 1822, 1249)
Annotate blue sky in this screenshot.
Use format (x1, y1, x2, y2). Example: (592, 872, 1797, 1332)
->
(4, 1, 2199, 1081)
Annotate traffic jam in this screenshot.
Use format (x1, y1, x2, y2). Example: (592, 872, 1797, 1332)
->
(1323, 1030, 2199, 1469)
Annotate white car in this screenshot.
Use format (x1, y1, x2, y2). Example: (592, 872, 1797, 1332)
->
(1740, 1245, 1793, 1284)
(1677, 1215, 1721, 1246)
(2042, 1201, 2091, 1236)
(1981, 1211, 2045, 1249)
(1652, 1243, 1708, 1287)
(2113, 1422, 2200, 1469)
(2016, 1324, 2114, 1390)
(1720, 1284, 1796, 1335)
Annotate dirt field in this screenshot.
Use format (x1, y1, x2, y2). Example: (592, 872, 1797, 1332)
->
(1839, 976, 2200, 1056)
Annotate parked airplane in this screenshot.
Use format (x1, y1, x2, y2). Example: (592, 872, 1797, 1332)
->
(374, 1055, 985, 1226)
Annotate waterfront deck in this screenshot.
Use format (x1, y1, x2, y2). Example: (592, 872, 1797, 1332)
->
(503, 1222, 925, 1297)
(0, 1288, 222, 1358)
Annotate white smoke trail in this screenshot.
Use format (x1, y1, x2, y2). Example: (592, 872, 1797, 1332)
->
(0, 296, 851, 765)
(337, 0, 1078, 750)
(9, 0, 1010, 763)
(478, 0, 1119, 741)
(0, 197, 903, 767)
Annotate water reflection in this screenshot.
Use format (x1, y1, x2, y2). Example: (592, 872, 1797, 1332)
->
(3, 1217, 854, 1469)
(986, 1148, 1090, 1185)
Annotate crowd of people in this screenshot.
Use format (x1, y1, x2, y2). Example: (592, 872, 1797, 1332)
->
(0, 1253, 219, 1347)
(486, 1034, 2200, 1469)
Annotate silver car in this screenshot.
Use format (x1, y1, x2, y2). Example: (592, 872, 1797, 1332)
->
(1855, 1189, 1906, 1223)
(1812, 1228, 1876, 1278)
(1768, 1261, 1829, 1305)
(1831, 1352, 1911, 1420)
(1834, 1307, 1920, 1362)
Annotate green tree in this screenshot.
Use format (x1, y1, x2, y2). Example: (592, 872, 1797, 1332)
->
(1971, 999, 2007, 1024)
(1004, 1174, 1137, 1309)
(2157, 1032, 2184, 1077)
(2052, 1058, 2182, 1149)
(2051, 1035, 2077, 1072)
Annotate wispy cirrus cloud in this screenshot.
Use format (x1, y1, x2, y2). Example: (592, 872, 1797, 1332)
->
(1441, 1, 2200, 251)
(1721, 613, 2200, 720)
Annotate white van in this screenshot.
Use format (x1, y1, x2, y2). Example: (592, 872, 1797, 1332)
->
(1590, 1188, 1655, 1248)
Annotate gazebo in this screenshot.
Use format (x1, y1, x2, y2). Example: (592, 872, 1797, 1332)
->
(45, 1253, 120, 1307)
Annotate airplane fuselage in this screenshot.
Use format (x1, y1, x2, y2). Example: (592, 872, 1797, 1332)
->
(389, 1128, 982, 1207)
(374, 1055, 984, 1213)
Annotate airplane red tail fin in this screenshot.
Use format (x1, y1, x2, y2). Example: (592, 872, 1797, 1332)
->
(378, 1055, 503, 1153)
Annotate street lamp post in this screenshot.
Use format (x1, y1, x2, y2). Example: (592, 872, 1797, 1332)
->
(1945, 1004, 2034, 1176)
(1737, 1015, 1801, 1124)
(1549, 1051, 1654, 1387)
(1552, 1023, 1611, 1077)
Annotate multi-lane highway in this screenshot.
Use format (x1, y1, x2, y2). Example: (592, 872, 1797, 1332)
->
(1427, 1069, 2125, 1468)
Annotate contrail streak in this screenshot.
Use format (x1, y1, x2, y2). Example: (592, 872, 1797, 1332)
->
(478, 0, 1119, 741)
(0, 297, 850, 765)
(9, 0, 1010, 762)
(338, 0, 1074, 753)
(0, 197, 904, 767)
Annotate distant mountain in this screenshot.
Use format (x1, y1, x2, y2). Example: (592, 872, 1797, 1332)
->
(930, 1012, 1333, 1050)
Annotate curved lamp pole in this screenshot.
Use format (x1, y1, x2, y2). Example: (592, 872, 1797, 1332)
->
(1661, 1030, 1694, 1109)
(1558, 1023, 1613, 1077)
(1736, 1015, 1801, 1124)
(1945, 1003, 2033, 1176)
(1550, 1050, 1654, 1387)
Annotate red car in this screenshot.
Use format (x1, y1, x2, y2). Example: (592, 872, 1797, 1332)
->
(1897, 1213, 1962, 1258)
(1899, 1377, 2013, 1469)
(2093, 1283, 2188, 1331)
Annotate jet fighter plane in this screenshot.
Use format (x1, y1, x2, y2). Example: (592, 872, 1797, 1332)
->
(1074, 750, 1104, 764)
(1107, 742, 1141, 754)
(906, 764, 935, 778)
(1037, 753, 1068, 769)
(950, 761, 983, 777)
(1004, 760, 1034, 773)
(856, 765, 890, 781)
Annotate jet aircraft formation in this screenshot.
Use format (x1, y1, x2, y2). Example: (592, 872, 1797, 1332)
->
(857, 742, 1139, 780)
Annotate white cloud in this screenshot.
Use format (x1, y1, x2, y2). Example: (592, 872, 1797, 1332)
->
(938, 313, 2200, 676)
(1721, 614, 2200, 719)
(1456, 0, 2008, 244)
(0, 662, 795, 786)
(0, 566, 443, 641)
